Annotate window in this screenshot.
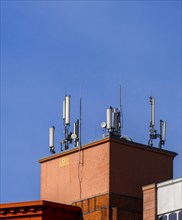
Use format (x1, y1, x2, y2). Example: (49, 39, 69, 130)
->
(169, 213, 176, 220)
(158, 216, 167, 220)
(158, 211, 182, 220)
(178, 211, 182, 220)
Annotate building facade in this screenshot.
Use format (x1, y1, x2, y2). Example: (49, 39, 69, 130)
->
(39, 137, 177, 220)
(143, 177, 182, 220)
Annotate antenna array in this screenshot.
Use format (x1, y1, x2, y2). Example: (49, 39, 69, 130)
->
(49, 95, 81, 154)
(101, 86, 123, 138)
(48, 90, 167, 154)
(148, 96, 166, 148)
(101, 106, 121, 138)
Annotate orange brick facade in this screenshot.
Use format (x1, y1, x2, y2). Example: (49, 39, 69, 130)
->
(1, 138, 176, 220)
(38, 138, 176, 219)
(142, 184, 157, 220)
(72, 193, 142, 220)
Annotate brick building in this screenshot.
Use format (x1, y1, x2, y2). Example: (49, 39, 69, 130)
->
(0, 136, 178, 220)
(0, 94, 180, 219)
(38, 137, 176, 220)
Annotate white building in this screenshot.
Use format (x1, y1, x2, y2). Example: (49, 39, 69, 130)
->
(157, 177, 182, 220)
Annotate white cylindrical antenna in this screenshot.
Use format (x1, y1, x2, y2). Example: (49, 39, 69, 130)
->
(106, 107, 112, 130)
(150, 96, 155, 126)
(160, 120, 166, 142)
(63, 99, 66, 120)
(65, 95, 70, 125)
(49, 126, 55, 148)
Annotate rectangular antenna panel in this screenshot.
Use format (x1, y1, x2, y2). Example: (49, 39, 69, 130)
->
(65, 96, 70, 125)
(160, 120, 166, 142)
(106, 108, 112, 130)
(74, 120, 79, 138)
(113, 110, 118, 131)
(49, 127, 54, 147)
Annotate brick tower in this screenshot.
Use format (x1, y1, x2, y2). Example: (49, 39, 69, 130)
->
(39, 137, 177, 220)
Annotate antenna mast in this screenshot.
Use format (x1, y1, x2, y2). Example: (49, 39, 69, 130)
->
(148, 96, 156, 147)
(148, 96, 166, 148)
(61, 95, 72, 151)
(100, 86, 123, 138)
(72, 97, 81, 148)
(79, 97, 82, 148)
(60, 94, 81, 151)
(101, 106, 121, 138)
(119, 85, 123, 135)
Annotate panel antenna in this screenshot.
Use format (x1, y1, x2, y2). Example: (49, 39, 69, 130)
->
(159, 120, 166, 148)
(49, 126, 55, 154)
(106, 107, 112, 130)
(102, 106, 121, 138)
(65, 95, 70, 125)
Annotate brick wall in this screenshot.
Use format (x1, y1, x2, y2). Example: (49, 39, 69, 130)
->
(72, 193, 142, 220)
(142, 184, 156, 220)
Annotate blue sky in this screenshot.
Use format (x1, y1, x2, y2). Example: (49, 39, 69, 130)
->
(1, 0, 181, 203)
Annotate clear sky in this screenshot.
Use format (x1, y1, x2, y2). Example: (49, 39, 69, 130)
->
(1, 0, 181, 203)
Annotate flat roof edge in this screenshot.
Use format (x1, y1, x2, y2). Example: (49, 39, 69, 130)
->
(39, 137, 177, 163)
(39, 138, 110, 163)
(0, 200, 81, 211)
(110, 138, 178, 157)
(157, 177, 182, 188)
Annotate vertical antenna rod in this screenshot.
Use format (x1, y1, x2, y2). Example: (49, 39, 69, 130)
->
(148, 96, 156, 147)
(150, 96, 155, 126)
(119, 85, 122, 112)
(79, 97, 82, 148)
(119, 85, 123, 135)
